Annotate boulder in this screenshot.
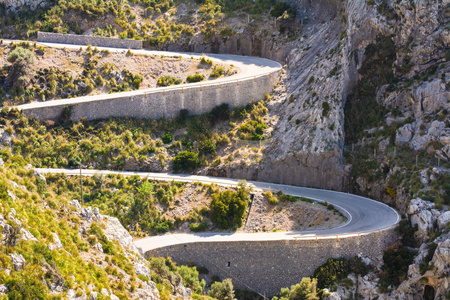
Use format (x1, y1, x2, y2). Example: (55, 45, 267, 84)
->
(69, 200, 82, 212)
(437, 211, 450, 231)
(20, 228, 39, 242)
(34, 170, 46, 182)
(396, 123, 414, 144)
(0, 284, 8, 295)
(10, 253, 25, 271)
(7, 191, 15, 201)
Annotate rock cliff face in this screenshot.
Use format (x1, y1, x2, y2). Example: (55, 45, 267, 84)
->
(0, 0, 49, 11)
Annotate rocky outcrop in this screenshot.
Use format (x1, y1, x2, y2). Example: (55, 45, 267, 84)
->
(10, 253, 26, 271)
(0, 0, 49, 11)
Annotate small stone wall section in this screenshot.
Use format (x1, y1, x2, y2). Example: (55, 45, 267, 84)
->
(145, 230, 397, 296)
(37, 31, 143, 49)
(21, 72, 279, 122)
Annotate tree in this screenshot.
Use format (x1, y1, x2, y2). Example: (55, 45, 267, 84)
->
(208, 278, 235, 300)
(289, 278, 318, 300)
(173, 151, 200, 172)
(210, 189, 248, 229)
(6, 47, 36, 86)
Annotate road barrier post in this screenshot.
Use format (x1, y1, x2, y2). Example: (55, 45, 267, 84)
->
(315, 236, 318, 244)
(294, 237, 298, 245)
(336, 235, 339, 242)
(378, 229, 381, 236)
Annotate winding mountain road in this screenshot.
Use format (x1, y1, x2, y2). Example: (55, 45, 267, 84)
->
(7, 40, 281, 112)
(10, 39, 399, 253)
(36, 168, 400, 253)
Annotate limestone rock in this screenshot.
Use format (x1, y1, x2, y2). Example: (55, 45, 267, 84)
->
(0, 158, 4, 167)
(0, 0, 49, 11)
(10, 253, 25, 271)
(67, 289, 87, 300)
(20, 228, 39, 242)
(437, 211, 450, 231)
(7, 191, 15, 201)
(47, 232, 63, 250)
(101, 288, 109, 296)
(110, 295, 119, 300)
(70, 200, 82, 212)
(0, 284, 7, 295)
(396, 123, 414, 144)
(134, 262, 152, 280)
(358, 274, 380, 299)
(407, 198, 437, 241)
(81, 206, 102, 222)
(90, 292, 97, 300)
(34, 170, 46, 182)
(103, 216, 139, 253)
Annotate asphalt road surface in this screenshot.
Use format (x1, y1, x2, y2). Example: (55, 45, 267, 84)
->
(36, 168, 400, 252)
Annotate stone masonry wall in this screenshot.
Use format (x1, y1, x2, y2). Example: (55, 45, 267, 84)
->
(145, 230, 397, 296)
(37, 31, 143, 49)
(21, 72, 279, 122)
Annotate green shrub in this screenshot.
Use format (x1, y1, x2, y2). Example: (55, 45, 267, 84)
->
(219, 26, 236, 36)
(177, 265, 206, 294)
(378, 246, 417, 290)
(238, 120, 267, 140)
(270, 2, 296, 18)
(189, 222, 208, 232)
(322, 102, 330, 117)
(162, 132, 173, 144)
(208, 278, 235, 300)
(264, 191, 279, 205)
(157, 75, 182, 86)
(200, 57, 213, 65)
(314, 258, 350, 289)
(187, 73, 205, 83)
(210, 66, 224, 78)
(210, 189, 248, 229)
(6, 47, 36, 86)
(173, 151, 200, 172)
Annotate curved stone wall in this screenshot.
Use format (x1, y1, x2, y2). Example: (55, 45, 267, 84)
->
(144, 229, 397, 296)
(20, 71, 280, 122)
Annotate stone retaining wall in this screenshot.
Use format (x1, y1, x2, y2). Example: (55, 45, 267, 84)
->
(37, 31, 143, 49)
(145, 230, 397, 296)
(22, 72, 279, 122)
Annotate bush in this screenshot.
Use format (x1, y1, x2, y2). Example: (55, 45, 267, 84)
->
(187, 73, 205, 83)
(210, 189, 248, 229)
(264, 191, 279, 205)
(162, 132, 172, 144)
(158, 75, 182, 86)
(200, 57, 213, 65)
(210, 66, 224, 78)
(322, 102, 330, 117)
(314, 258, 350, 289)
(378, 246, 417, 290)
(6, 47, 36, 85)
(210, 103, 231, 121)
(177, 265, 206, 294)
(208, 278, 235, 300)
(270, 2, 296, 18)
(189, 222, 208, 232)
(173, 151, 200, 172)
(219, 26, 236, 36)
